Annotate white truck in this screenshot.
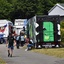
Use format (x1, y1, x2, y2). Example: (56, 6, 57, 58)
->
(0, 20, 13, 43)
(14, 19, 27, 35)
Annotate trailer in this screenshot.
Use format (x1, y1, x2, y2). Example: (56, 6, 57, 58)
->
(0, 20, 13, 43)
(27, 15, 61, 48)
(14, 19, 27, 35)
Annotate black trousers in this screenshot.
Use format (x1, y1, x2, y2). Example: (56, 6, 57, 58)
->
(16, 40, 20, 49)
(20, 41, 25, 47)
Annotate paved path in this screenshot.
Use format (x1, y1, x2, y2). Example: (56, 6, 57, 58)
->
(0, 44, 64, 64)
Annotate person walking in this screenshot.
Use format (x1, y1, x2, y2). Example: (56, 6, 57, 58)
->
(6, 33, 16, 57)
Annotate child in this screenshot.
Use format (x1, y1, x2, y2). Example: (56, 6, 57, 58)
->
(25, 38, 34, 51)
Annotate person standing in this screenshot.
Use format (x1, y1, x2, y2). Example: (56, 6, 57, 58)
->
(6, 33, 16, 57)
(16, 35, 20, 49)
(19, 31, 25, 47)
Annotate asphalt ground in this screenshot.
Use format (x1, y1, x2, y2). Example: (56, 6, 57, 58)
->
(0, 44, 64, 64)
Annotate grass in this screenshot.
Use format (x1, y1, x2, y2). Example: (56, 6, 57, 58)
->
(0, 58, 6, 64)
(31, 48, 64, 58)
(23, 44, 64, 58)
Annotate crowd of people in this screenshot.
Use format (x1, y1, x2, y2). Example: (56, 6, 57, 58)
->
(6, 31, 34, 57)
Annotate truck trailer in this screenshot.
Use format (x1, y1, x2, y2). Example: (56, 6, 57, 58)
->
(14, 19, 27, 35)
(27, 15, 61, 48)
(0, 20, 13, 43)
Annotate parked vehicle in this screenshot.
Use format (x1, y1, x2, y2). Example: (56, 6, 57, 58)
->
(27, 15, 61, 48)
(14, 19, 27, 35)
(0, 37, 5, 44)
(0, 20, 13, 44)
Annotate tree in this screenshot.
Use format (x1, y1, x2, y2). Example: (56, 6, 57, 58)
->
(0, 0, 64, 22)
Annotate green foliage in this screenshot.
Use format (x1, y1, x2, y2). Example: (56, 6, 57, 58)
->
(0, 0, 64, 22)
(61, 29, 64, 46)
(60, 21, 64, 46)
(61, 30, 64, 42)
(60, 21, 64, 28)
